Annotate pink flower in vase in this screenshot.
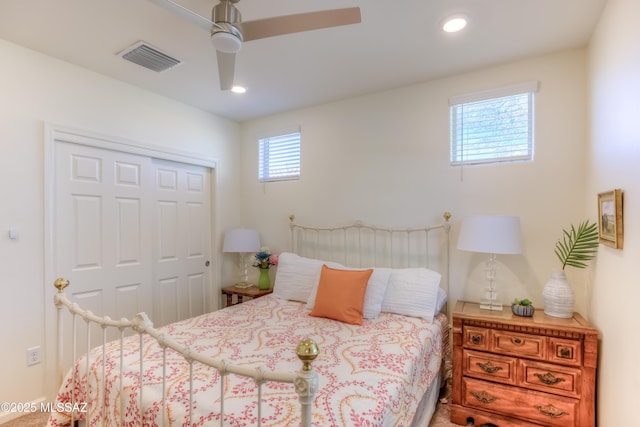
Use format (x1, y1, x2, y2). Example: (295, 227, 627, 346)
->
(253, 247, 278, 269)
(269, 254, 279, 267)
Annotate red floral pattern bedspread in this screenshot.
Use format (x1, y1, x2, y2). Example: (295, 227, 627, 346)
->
(48, 296, 446, 427)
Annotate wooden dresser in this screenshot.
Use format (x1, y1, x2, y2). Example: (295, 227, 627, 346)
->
(450, 301, 598, 427)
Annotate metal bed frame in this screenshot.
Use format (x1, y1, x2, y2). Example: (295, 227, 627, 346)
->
(52, 212, 451, 426)
(53, 278, 318, 427)
(289, 212, 452, 302)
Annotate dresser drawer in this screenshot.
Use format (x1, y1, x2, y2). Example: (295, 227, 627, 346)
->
(463, 326, 490, 351)
(548, 337, 582, 366)
(492, 330, 546, 360)
(462, 377, 578, 427)
(463, 349, 516, 385)
(520, 359, 581, 398)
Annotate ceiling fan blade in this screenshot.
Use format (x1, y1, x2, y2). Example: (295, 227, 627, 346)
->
(146, 0, 216, 31)
(239, 7, 361, 42)
(216, 50, 236, 90)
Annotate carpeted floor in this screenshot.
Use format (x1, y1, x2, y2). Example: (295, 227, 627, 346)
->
(1, 412, 48, 427)
(430, 397, 459, 427)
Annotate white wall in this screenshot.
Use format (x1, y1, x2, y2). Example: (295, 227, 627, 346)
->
(6, 15, 631, 422)
(2, 6, 632, 420)
(240, 49, 591, 313)
(0, 39, 241, 419)
(588, 0, 640, 423)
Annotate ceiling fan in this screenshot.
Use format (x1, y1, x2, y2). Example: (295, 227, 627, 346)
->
(148, 0, 362, 90)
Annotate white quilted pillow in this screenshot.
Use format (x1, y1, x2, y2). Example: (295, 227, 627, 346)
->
(381, 268, 442, 323)
(436, 288, 448, 313)
(362, 268, 392, 318)
(272, 252, 323, 302)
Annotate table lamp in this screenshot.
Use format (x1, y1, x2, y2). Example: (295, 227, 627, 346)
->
(457, 215, 522, 310)
(223, 228, 260, 288)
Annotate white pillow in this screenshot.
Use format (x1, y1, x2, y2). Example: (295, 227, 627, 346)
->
(436, 288, 448, 313)
(362, 268, 392, 318)
(272, 252, 323, 302)
(306, 266, 391, 319)
(381, 268, 442, 323)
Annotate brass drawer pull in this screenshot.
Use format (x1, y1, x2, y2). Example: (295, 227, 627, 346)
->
(471, 390, 497, 404)
(476, 361, 503, 374)
(560, 347, 572, 358)
(471, 335, 482, 345)
(535, 404, 569, 418)
(534, 372, 566, 385)
(512, 337, 523, 344)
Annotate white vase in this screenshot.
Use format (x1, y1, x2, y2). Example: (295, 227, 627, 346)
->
(542, 270, 574, 318)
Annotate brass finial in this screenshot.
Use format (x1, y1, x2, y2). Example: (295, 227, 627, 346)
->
(296, 338, 319, 371)
(443, 212, 452, 222)
(289, 214, 295, 223)
(54, 278, 69, 293)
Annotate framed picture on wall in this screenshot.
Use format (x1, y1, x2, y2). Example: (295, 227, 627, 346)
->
(598, 189, 623, 249)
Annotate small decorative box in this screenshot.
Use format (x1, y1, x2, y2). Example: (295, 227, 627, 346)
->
(511, 303, 534, 317)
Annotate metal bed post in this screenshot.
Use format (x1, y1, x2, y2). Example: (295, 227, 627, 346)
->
(84, 313, 92, 425)
(71, 312, 78, 426)
(54, 279, 70, 389)
(295, 339, 319, 427)
(442, 212, 452, 312)
(118, 328, 126, 427)
(289, 214, 297, 255)
(53, 278, 70, 424)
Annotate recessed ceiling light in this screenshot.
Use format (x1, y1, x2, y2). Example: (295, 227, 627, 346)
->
(442, 16, 467, 33)
(231, 85, 247, 94)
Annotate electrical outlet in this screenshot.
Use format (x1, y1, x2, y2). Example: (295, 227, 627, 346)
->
(27, 346, 41, 366)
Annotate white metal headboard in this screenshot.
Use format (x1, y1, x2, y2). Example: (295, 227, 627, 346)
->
(288, 212, 452, 299)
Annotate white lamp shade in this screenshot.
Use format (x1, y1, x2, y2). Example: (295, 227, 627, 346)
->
(457, 215, 522, 255)
(223, 229, 260, 253)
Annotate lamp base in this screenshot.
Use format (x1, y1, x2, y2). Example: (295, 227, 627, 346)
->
(233, 252, 254, 289)
(479, 300, 503, 311)
(234, 281, 254, 289)
(479, 253, 502, 311)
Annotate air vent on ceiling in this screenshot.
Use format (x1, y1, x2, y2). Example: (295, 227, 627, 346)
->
(119, 41, 182, 73)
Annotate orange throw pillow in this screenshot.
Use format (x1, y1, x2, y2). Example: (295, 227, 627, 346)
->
(309, 265, 373, 325)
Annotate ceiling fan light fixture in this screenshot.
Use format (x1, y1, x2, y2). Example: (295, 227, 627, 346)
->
(442, 15, 468, 33)
(155, 0, 363, 91)
(212, 31, 242, 53)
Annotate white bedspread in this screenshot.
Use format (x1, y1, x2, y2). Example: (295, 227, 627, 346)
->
(48, 295, 446, 427)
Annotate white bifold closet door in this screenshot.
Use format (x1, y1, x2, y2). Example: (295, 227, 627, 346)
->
(55, 141, 212, 330)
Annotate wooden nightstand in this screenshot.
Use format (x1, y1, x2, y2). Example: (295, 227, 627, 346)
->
(450, 301, 598, 427)
(221, 286, 273, 307)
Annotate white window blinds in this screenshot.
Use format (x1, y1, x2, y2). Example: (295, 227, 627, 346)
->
(450, 81, 538, 166)
(258, 130, 301, 182)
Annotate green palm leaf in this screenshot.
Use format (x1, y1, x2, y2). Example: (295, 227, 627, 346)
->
(554, 220, 599, 269)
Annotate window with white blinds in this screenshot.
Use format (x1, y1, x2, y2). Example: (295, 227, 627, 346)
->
(258, 131, 301, 182)
(450, 82, 538, 166)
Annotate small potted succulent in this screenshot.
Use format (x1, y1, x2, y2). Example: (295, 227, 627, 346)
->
(511, 298, 534, 317)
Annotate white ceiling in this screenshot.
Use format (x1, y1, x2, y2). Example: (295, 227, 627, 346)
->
(0, 0, 606, 122)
